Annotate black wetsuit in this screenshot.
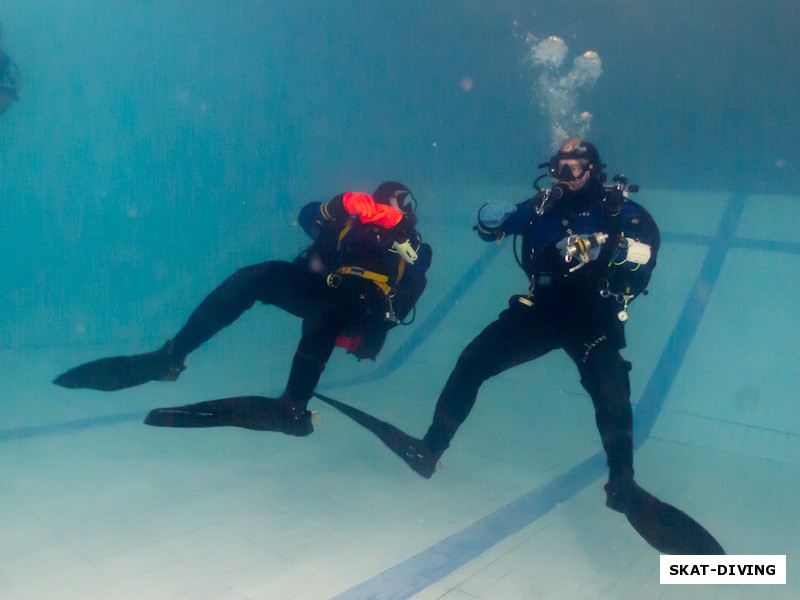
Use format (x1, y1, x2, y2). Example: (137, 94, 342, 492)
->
(421, 179, 659, 486)
(168, 194, 431, 407)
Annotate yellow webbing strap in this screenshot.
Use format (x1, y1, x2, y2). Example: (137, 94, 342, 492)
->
(334, 218, 410, 294)
(336, 266, 393, 295)
(396, 258, 406, 284)
(336, 219, 354, 251)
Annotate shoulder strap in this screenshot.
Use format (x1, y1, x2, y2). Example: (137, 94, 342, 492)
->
(395, 257, 407, 284)
(600, 189, 623, 240)
(336, 218, 355, 251)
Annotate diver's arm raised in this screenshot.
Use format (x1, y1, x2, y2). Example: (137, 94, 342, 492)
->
(475, 199, 535, 241)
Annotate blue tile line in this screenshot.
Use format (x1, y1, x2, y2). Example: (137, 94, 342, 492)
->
(662, 231, 800, 255)
(0, 411, 145, 442)
(634, 195, 745, 443)
(329, 194, 745, 600)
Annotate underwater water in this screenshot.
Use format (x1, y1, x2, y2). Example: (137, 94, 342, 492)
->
(1, 2, 799, 599)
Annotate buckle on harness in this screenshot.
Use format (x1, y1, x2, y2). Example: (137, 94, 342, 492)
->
(519, 272, 553, 307)
(333, 266, 393, 296)
(327, 267, 400, 323)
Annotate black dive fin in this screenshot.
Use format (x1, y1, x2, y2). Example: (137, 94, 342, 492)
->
(622, 482, 725, 555)
(313, 392, 438, 478)
(53, 347, 183, 392)
(144, 396, 313, 436)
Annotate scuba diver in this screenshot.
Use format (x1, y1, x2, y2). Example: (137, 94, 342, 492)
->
(54, 182, 432, 435)
(317, 139, 723, 555)
(400, 139, 657, 485)
(0, 23, 22, 116)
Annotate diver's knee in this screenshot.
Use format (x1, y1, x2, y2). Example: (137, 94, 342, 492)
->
(235, 260, 279, 279)
(225, 261, 287, 298)
(451, 343, 495, 384)
(583, 350, 630, 377)
(581, 354, 630, 396)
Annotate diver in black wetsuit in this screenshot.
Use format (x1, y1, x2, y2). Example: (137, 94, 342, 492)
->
(54, 182, 432, 435)
(367, 140, 722, 554)
(399, 140, 657, 499)
(0, 23, 22, 116)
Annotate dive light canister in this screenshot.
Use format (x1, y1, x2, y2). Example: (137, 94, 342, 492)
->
(624, 239, 651, 265)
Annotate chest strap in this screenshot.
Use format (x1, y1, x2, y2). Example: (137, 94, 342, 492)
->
(333, 217, 410, 293)
(328, 266, 393, 296)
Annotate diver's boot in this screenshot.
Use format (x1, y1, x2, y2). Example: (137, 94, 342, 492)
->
(603, 467, 638, 513)
(151, 340, 187, 382)
(273, 393, 315, 437)
(395, 420, 451, 478)
(397, 439, 441, 479)
(54, 339, 186, 391)
(395, 426, 450, 479)
(604, 476, 638, 514)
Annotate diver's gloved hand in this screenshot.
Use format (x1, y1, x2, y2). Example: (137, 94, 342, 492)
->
(477, 201, 515, 229)
(344, 192, 404, 227)
(556, 232, 607, 264)
(320, 192, 405, 229)
(610, 236, 652, 270)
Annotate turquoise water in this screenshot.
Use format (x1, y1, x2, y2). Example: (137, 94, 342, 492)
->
(1, 3, 798, 599)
